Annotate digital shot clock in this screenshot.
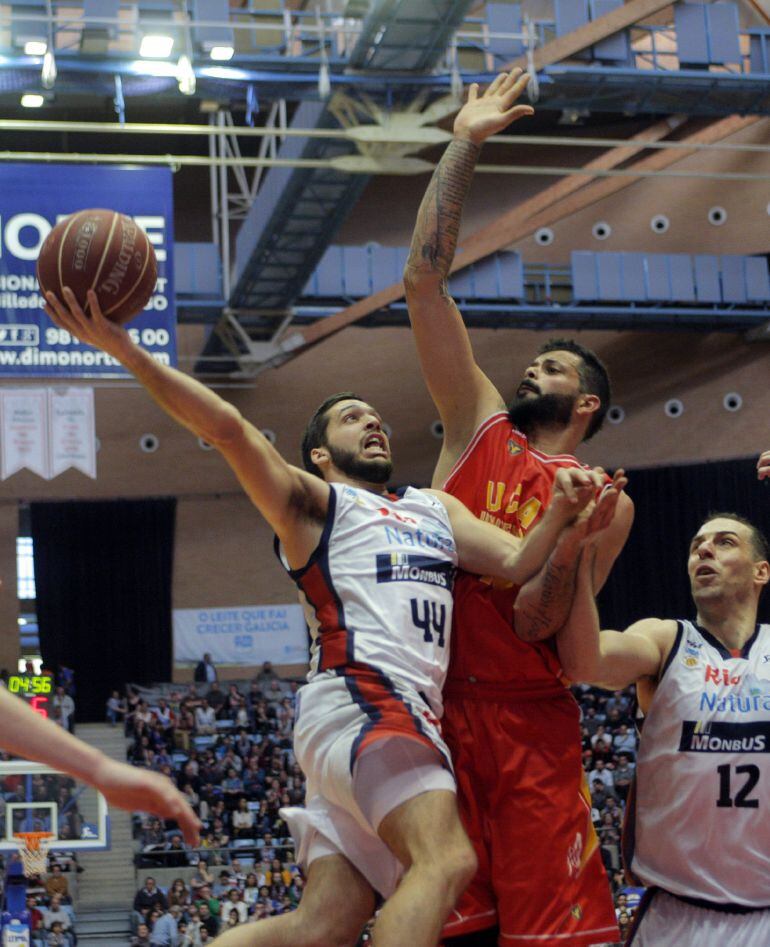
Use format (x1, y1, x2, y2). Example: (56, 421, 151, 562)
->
(8, 674, 53, 717)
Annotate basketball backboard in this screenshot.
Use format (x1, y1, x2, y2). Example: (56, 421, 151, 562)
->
(0, 761, 109, 853)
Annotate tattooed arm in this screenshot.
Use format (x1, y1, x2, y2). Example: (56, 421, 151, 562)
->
(403, 69, 534, 485)
(513, 471, 629, 642)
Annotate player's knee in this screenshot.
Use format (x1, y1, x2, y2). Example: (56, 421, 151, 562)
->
(430, 835, 477, 894)
(450, 838, 478, 891)
(292, 905, 367, 947)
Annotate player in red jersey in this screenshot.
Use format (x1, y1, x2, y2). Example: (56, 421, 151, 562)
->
(404, 69, 634, 946)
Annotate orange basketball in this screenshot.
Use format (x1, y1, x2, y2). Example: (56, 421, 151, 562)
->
(36, 209, 157, 325)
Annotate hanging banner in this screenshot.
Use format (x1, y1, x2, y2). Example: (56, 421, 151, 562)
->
(0, 388, 48, 479)
(173, 605, 309, 667)
(0, 164, 176, 377)
(48, 388, 96, 479)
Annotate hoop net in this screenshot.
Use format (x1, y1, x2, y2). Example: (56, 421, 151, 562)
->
(14, 832, 54, 878)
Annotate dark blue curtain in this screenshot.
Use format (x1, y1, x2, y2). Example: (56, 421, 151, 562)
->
(598, 456, 770, 629)
(31, 498, 176, 722)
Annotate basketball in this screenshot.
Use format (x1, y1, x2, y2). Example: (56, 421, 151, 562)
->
(36, 209, 157, 325)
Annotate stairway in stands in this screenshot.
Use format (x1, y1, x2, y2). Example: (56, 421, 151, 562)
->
(71, 723, 134, 944)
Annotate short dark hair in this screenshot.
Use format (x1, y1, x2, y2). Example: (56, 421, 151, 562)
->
(702, 511, 770, 563)
(538, 339, 611, 441)
(300, 392, 362, 478)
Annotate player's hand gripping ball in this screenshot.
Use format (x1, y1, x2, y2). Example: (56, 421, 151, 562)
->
(36, 209, 157, 325)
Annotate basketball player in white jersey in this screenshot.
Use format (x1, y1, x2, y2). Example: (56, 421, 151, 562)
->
(556, 506, 770, 946)
(43, 288, 625, 947)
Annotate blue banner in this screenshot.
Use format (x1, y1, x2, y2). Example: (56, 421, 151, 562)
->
(0, 164, 176, 377)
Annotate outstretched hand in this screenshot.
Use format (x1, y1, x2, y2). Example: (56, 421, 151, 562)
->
(572, 469, 629, 547)
(550, 466, 607, 524)
(92, 757, 201, 847)
(758, 450, 770, 482)
(454, 68, 534, 145)
(44, 287, 132, 359)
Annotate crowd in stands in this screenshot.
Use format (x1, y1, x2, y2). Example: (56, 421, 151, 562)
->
(124, 662, 306, 941)
(119, 663, 641, 945)
(575, 683, 645, 944)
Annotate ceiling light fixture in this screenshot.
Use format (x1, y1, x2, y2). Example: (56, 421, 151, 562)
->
(24, 40, 47, 56)
(21, 93, 45, 108)
(140, 33, 175, 58)
(209, 44, 234, 61)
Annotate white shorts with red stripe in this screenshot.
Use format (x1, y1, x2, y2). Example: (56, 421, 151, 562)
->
(280, 667, 455, 898)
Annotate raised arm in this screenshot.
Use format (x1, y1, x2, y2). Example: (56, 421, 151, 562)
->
(555, 549, 675, 690)
(44, 289, 327, 564)
(403, 69, 534, 482)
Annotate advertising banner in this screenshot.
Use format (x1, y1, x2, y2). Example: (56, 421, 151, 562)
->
(173, 605, 309, 667)
(0, 164, 175, 377)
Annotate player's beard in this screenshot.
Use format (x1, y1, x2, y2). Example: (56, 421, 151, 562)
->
(327, 443, 393, 484)
(507, 391, 577, 437)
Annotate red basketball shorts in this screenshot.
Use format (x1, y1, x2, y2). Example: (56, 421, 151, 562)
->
(441, 686, 619, 947)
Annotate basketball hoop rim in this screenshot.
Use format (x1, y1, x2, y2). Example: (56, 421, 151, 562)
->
(13, 831, 55, 852)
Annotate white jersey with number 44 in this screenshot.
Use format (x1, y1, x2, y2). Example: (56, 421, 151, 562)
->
(277, 483, 457, 718)
(630, 619, 770, 905)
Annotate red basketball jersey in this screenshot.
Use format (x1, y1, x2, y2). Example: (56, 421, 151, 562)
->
(443, 412, 591, 693)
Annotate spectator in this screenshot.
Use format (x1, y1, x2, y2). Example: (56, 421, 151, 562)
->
(617, 910, 632, 942)
(106, 690, 126, 727)
(613, 754, 635, 801)
(51, 687, 76, 733)
(164, 833, 190, 868)
(141, 818, 166, 851)
(176, 921, 193, 947)
(231, 798, 254, 838)
(212, 871, 235, 899)
(189, 858, 213, 894)
(195, 884, 220, 920)
(243, 873, 260, 907)
(194, 700, 216, 736)
(133, 877, 168, 916)
(194, 654, 217, 684)
(205, 683, 226, 717)
(130, 923, 152, 947)
(222, 889, 248, 924)
(255, 662, 278, 690)
(598, 811, 621, 871)
(197, 903, 218, 939)
(588, 758, 615, 791)
(47, 921, 68, 947)
(591, 724, 612, 759)
(612, 723, 636, 757)
(167, 879, 190, 911)
(44, 864, 69, 902)
(174, 707, 195, 752)
(26, 895, 46, 946)
(42, 896, 72, 939)
(225, 685, 244, 720)
(148, 905, 178, 947)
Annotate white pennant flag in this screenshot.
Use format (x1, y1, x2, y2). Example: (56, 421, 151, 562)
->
(0, 389, 50, 480)
(48, 387, 96, 479)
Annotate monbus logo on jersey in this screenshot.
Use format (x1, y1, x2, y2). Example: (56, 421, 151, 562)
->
(375, 553, 455, 590)
(679, 720, 770, 753)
